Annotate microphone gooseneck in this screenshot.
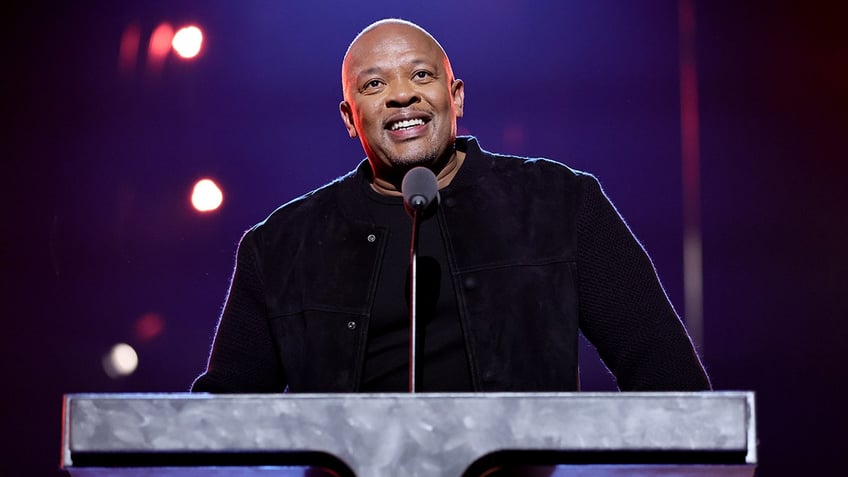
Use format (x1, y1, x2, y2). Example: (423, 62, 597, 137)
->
(400, 166, 440, 393)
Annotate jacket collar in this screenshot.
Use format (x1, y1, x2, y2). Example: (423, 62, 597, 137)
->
(337, 136, 486, 224)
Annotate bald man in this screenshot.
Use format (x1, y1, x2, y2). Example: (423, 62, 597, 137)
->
(339, 19, 466, 194)
(192, 19, 710, 393)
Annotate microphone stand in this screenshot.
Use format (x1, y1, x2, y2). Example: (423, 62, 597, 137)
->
(408, 207, 421, 393)
(401, 166, 438, 394)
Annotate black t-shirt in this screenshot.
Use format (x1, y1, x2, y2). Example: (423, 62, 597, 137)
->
(359, 183, 472, 392)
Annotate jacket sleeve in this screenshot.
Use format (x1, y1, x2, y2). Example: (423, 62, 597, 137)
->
(191, 230, 287, 393)
(574, 174, 711, 391)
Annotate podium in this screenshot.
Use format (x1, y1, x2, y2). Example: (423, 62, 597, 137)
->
(61, 392, 756, 476)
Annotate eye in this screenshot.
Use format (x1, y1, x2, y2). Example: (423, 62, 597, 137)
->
(361, 79, 384, 92)
(413, 70, 432, 80)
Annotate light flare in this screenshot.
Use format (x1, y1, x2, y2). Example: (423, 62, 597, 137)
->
(102, 343, 139, 378)
(172, 25, 204, 59)
(191, 178, 223, 212)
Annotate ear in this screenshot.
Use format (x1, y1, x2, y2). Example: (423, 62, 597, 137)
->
(451, 79, 465, 118)
(339, 100, 358, 138)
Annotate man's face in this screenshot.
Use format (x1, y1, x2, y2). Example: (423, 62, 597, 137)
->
(340, 24, 464, 178)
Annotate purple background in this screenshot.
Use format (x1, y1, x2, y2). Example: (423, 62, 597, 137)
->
(5, 0, 846, 475)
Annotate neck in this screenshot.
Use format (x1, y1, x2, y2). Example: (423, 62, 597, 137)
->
(370, 149, 467, 197)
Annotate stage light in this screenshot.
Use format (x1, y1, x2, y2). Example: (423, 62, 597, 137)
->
(172, 26, 203, 59)
(103, 343, 139, 379)
(134, 312, 165, 343)
(148, 22, 174, 72)
(118, 24, 141, 73)
(191, 178, 223, 212)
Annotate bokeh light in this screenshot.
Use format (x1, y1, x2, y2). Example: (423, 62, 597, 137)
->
(102, 343, 139, 379)
(147, 22, 174, 72)
(172, 25, 204, 59)
(118, 23, 141, 73)
(191, 178, 223, 212)
(134, 312, 165, 343)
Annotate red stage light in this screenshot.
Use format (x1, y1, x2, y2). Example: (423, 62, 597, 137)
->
(134, 312, 165, 343)
(118, 24, 141, 73)
(148, 22, 174, 72)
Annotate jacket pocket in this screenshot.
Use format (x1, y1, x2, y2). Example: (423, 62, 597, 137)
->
(269, 308, 366, 392)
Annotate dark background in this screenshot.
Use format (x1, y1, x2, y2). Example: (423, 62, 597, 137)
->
(4, 0, 846, 475)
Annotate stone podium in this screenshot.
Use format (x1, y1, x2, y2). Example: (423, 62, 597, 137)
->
(61, 391, 756, 476)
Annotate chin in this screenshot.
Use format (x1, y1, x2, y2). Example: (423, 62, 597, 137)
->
(389, 155, 435, 168)
(387, 144, 442, 168)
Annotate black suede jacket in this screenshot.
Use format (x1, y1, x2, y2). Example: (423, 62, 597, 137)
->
(193, 137, 711, 393)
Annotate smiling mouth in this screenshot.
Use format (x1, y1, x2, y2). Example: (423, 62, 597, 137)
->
(387, 118, 427, 131)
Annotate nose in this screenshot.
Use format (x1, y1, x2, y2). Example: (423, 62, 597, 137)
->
(385, 79, 420, 108)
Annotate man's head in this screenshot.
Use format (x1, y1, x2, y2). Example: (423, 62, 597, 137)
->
(339, 19, 464, 184)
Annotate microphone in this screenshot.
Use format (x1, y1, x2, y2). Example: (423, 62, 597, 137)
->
(401, 167, 439, 214)
(400, 166, 439, 393)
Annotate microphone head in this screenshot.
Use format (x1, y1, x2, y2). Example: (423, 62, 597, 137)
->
(401, 167, 439, 215)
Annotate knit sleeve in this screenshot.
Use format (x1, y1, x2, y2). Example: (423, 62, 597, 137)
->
(191, 230, 287, 393)
(574, 174, 711, 391)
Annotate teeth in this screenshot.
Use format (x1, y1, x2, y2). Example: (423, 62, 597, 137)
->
(389, 118, 425, 131)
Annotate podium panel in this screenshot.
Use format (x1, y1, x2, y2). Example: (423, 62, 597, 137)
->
(62, 392, 756, 477)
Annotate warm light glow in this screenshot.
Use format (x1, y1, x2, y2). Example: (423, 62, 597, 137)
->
(118, 23, 141, 73)
(103, 343, 139, 378)
(148, 22, 174, 72)
(134, 312, 165, 343)
(172, 26, 203, 59)
(191, 178, 223, 212)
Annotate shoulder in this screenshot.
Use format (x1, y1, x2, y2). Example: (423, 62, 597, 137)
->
(246, 161, 366, 241)
(460, 136, 599, 191)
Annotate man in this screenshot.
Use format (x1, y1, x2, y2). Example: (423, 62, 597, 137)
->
(192, 19, 710, 393)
